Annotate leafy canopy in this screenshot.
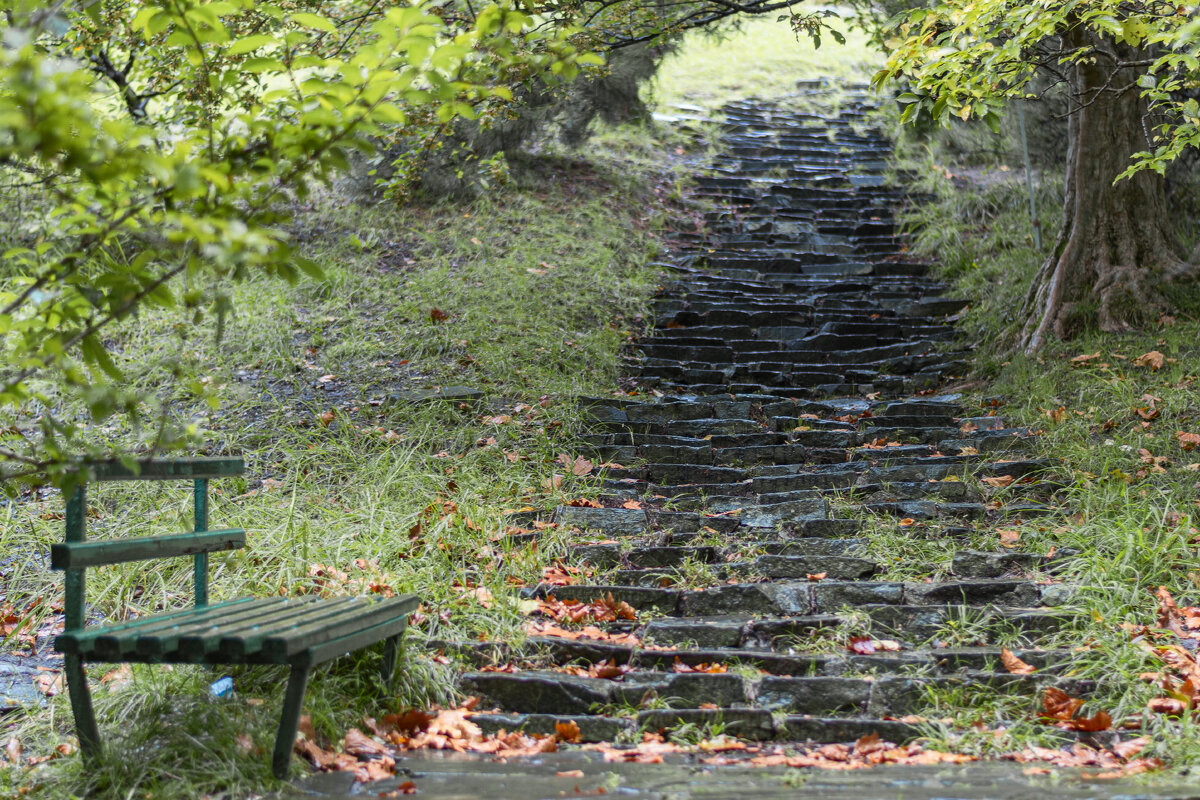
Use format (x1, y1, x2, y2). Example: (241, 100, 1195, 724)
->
(0, 0, 598, 489)
(874, 0, 1200, 179)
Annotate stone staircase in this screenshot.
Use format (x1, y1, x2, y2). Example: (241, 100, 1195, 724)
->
(448, 84, 1075, 748)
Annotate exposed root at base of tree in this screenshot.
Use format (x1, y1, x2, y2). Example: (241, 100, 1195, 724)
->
(1021, 254, 1200, 353)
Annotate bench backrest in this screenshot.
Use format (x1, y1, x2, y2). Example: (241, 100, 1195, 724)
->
(51, 457, 246, 632)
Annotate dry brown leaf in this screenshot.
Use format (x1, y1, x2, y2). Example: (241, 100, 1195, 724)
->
(998, 529, 1021, 548)
(1149, 697, 1186, 716)
(344, 728, 390, 758)
(1176, 431, 1200, 451)
(982, 475, 1015, 488)
(555, 720, 582, 743)
(1071, 352, 1102, 364)
(1000, 648, 1036, 675)
(1134, 351, 1165, 371)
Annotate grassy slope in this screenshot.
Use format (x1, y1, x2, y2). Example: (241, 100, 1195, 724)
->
(893, 113, 1200, 763)
(654, 16, 876, 109)
(1, 139, 669, 797)
(0, 16, 882, 800)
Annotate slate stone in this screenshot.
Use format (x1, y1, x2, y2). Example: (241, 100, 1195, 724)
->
(810, 581, 904, 611)
(390, 385, 484, 404)
(677, 584, 790, 617)
(643, 616, 746, 649)
(749, 555, 876, 580)
(555, 507, 648, 535)
(952, 550, 1043, 578)
(755, 677, 871, 714)
(617, 672, 750, 708)
(781, 715, 922, 744)
(461, 672, 614, 715)
(637, 708, 777, 739)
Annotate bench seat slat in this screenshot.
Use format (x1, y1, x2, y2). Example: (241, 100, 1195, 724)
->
(56, 597, 259, 656)
(99, 598, 284, 660)
(141, 597, 317, 659)
(221, 596, 409, 660)
(306, 613, 413, 667)
(189, 597, 360, 660)
(58, 596, 416, 664)
(51, 529, 246, 570)
(259, 595, 420, 660)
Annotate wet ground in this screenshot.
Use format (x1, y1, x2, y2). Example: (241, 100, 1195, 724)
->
(284, 750, 1200, 799)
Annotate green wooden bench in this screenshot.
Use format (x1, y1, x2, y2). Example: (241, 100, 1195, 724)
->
(51, 457, 419, 778)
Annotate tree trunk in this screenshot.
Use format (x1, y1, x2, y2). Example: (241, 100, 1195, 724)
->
(1020, 32, 1197, 352)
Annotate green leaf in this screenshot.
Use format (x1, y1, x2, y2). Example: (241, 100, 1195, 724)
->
(226, 35, 276, 56)
(80, 335, 123, 381)
(291, 12, 337, 33)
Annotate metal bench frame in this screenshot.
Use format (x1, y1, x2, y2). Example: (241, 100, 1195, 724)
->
(52, 457, 418, 778)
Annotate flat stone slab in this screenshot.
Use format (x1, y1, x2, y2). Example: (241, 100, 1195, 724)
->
(0, 661, 44, 712)
(389, 385, 484, 404)
(281, 750, 1200, 800)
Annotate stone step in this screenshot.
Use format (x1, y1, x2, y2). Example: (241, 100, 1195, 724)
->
(526, 579, 1053, 617)
(461, 669, 1073, 718)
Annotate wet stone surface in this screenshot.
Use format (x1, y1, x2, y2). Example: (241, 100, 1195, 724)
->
(282, 750, 1200, 800)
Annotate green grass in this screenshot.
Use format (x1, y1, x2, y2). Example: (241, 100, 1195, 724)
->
(652, 15, 880, 112)
(888, 103, 1200, 765)
(0, 131, 673, 798)
(0, 15, 889, 796)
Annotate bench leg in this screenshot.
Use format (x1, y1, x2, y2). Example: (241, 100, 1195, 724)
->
(272, 663, 311, 780)
(380, 634, 402, 688)
(63, 654, 102, 761)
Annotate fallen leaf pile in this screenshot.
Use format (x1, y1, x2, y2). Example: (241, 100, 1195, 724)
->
(1039, 687, 1111, 732)
(532, 593, 637, 624)
(1130, 586, 1200, 717)
(295, 701, 585, 783)
(0, 596, 64, 653)
(700, 733, 973, 770)
(588, 732, 687, 764)
(300, 559, 399, 598)
(540, 562, 588, 586)
(1008, 739, 1161, 778)
(524, 619, 642, 647)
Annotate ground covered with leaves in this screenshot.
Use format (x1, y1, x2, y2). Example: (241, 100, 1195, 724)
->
(0, 120, 691, 797)
(886, 116, 1200, 767)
